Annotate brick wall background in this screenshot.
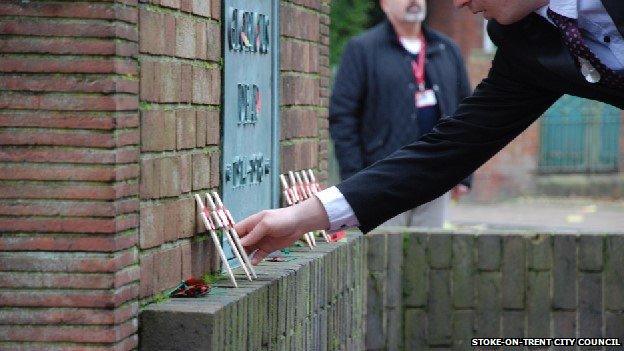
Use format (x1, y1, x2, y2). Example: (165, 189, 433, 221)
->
(0, 0, 330, 349)
(366, 230, 624, 350)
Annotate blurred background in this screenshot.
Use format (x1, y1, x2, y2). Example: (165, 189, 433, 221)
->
(328, 0, 624, 232)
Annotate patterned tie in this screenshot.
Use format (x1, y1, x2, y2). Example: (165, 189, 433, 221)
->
(547, 8, 624, 89)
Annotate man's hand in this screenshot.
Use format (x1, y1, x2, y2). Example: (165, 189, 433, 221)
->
(235, 197, 330, 265)
(451, 184, 470, 201)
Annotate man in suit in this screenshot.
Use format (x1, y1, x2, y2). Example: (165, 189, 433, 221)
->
(237, 0, 624, 264)
(330, 0, 472, 228)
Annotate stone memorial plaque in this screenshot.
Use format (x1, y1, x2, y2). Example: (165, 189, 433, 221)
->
(221, 0, 280, 267)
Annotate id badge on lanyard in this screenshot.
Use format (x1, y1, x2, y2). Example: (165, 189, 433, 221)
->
(411, 37, 437, 109)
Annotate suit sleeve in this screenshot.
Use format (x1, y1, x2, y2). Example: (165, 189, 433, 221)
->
(454, 45, 475, 188)
(329, 39, 367, 180)
(337, 50, 562, 233)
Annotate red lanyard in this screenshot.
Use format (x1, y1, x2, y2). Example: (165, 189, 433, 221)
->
(410, 36, 427, 91)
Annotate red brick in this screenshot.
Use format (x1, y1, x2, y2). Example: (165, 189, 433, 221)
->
(180, 63, 193, 103)
(0, 164, 113, 182)
(191, 236, 220, 276)
(280, 3, 319, 41)
(0, 267, 138, 291)
(0, 19, 138, 42)
(180, 153, 192, 194)
(0, 37, 137, 56)
(0, 217, 128, 234)
(291, 0, 320, 10)
(154, 61, 181, 103)
(0, 201, 81, 217)
(0, 284, 137, 309)
(0, 74, 137, 94)
(180, 0, 192, 12)
(0, 3, 137, 22)
(160, 0, 180, 9)
(280, 108, 318, 140)
(1, 303, 137, 326)
(181, 240, 192, 279)
(0, 147, 138, 165)
(141, 110, 175, 151)
(0, 232, 137, 252)
(175, 16, 196, 59)
(159, 156, 182, 197)
(281, 75, 319, 105)
(140, 158, 161, 199)
(195, 21, 207, 59)
(211, 0, 221, 20)
(176, 109, 197, 150)
(209, 150, 220, 187)
(140, 60, 155, 101)
(139, 202, 164, 249)
(155, 246, 182, 292)
(206, 20, 221, 62)
(0, 318, 137, 343)
(162, 200, 179, 243)
(179, 197, 195, 238)
(0, 57, 137, 75)
(115, 129, 140, 147)
(206, 109, 220, 145)
(209, 68, 221, 104)
(196, 110, 207, 147)
(139, 9, 166, 54)
(1, 248, 136, 273)
(0, 111, 131, 130)
(191, 0, 211, 17)
(0, 184, 133, 201)
(280, 140, 319, 173)
(0, 92, 137, 111)
(140, 251, 155, 298)
(281, 39, 318, 73)
(192, 66, 210, 104)
(192, 152, 211, 190)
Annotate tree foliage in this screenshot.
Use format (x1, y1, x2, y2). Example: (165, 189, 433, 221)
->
(329, 0, 374, 66)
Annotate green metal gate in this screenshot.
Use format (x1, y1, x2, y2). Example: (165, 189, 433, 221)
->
(539, 95, 621, 173)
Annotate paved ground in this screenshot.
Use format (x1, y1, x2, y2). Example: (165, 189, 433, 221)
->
(448, 197, 624, 233)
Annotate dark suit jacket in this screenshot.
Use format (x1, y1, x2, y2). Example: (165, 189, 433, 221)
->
(330, 22, 472, 185)
(337, 1, 624, 234)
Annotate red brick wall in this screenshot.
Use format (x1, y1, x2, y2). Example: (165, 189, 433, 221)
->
(0, 0, 141, 349)
(0, 0, 329, 349)
(136, 0, 221, 305)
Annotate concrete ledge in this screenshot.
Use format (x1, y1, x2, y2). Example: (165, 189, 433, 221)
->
(139, 233, 366, 351)
(536, 174, 624, 198)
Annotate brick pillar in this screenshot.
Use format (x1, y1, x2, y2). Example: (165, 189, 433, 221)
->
(279, 0, 328, 182)
(136, 0, 221, 303)
(0, 1, 140, 349)
(1, 0, 328, 348)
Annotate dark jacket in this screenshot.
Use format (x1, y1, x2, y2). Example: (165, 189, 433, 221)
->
(337, 2, 624, 233)
(330, 20, 472, 185)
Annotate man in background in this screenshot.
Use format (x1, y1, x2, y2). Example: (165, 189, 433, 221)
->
(330, 0, 472, 228)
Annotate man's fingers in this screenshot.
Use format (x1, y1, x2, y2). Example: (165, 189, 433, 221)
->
(239, 219, 269, 247)
(251, 249, 270, 265)
(234, 212, 264, 238)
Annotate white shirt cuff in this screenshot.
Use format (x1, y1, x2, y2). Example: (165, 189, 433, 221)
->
(315, 186, 360, 232)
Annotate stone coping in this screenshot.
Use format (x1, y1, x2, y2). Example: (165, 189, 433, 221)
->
(370, 226, 624, 235)
(139, 233, 365, 350)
